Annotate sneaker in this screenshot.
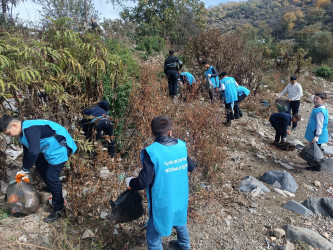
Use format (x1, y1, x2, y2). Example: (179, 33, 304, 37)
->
(169, 240, 182, 250)
(223, 121, 231, 127)
(43, 209, 66, 223)
(291, 127, 296, 131)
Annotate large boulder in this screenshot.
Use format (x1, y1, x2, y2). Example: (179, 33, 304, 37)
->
(321, 145, 333, 155)
(261, 170, 298, 193)
(302, 197, 333, 219)
(237, 176, 270, 193)
(283, 224, 333, 250)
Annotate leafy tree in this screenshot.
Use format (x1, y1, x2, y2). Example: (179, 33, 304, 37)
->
(1, 0, 24, 23)
(121, 0, 206, 47)
(32, 0, 98, 29)
(306, 31, 333, 63)
(282, 12, 297, 30)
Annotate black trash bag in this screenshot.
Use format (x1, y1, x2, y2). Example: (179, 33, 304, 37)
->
(299, 143, 324, 164)
(108, 189, 144, 223)
(6, 181, 40, 216)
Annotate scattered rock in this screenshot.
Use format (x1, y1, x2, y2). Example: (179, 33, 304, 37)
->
(224, 218, 231, 227)
(322, 145, 333, 155)
(314, 181, 321, 187)
(279, 162, 294, 170)
(273, 228, 286, 238)
(82, 229, 94, 239)
(283, 224, 333, 250)
(322, 232, 330, 239)
(282, 200, 313, 217)
(302, 197, 333, 218)
(321, 158, 333, 172)
(261, 170, 298, 193)
(303, 184, 315, 191)
(100, 210, 108, 220)
(273, 188, 295, 197)
(40, 192, 52, 204)
(250, 186, 265, 197)
(18, 235, 27, 243)
(285, 240, 295, 250)
(248, 208, 257, 214)
(237, 176, 270, 193)
(270, 236, 276, 241)
(0, 180, 8, 194)
(256, 154, 266, 160)
(99, 167, 110, 180)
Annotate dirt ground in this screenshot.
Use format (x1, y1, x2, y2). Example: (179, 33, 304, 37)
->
(1, 78, 333, 250)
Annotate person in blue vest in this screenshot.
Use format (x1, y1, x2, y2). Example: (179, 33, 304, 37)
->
(0, 116, 77, 223)
(304, 92, 329, 171)
(202, 60, 219, 103)
(164, 50, 183, 98)
(125, 116, 195, 250)
(269, 113, 301, 146)
(179, 72, 197, 101)
(234, 85, 250, 119)
(80, 100, 115, 157)
(219, 72, 239, 126)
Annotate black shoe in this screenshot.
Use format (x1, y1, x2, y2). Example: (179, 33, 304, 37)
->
(41, 186, 51, 193)
(273, 141, 280, 147)
(223, 121, 231, 126)
(169, 240, 182, 250)
(291, 127, 296, 131)
(43, 209, 65, 223)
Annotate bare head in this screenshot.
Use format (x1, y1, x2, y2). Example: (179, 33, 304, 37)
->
(0, 116, 22, 137)
(151, 116, 172, 138)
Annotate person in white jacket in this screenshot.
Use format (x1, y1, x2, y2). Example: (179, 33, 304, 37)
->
(277, 76, 303, 130)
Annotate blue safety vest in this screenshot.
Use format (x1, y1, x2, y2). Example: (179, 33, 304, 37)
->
(305, 106, 329, 144)
(237, 86, 250, 96)
(143, 140, 189, 236)
(205, 66, 219, 88)
(180, 72, 196, 86)
(220, 77, 238, 104)
(20, 120, 77, 165)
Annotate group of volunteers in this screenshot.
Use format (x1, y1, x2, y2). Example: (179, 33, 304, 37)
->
(269, 75, 329, 171)
(164, 50, 250, 126)
(0, 49, 329, 250)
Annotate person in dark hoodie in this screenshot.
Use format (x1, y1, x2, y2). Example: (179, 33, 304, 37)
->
(125, 116, 195, 250)
(269, 112, 301, 146)
(80, 100, 115, 157)
(164, 50, 182, 98)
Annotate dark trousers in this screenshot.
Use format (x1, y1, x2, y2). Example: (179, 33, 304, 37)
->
(35, 154, 65, 211)
(288, 100, 300, 128)
(225, 102, 234, 123)
(81, 119, 115, 156)
(234, 93, 247, 118)
(269, 119, 287, 143)
(166, 70, 178, 96)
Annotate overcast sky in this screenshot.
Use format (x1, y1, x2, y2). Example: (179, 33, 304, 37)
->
(12, 0, 243, 24)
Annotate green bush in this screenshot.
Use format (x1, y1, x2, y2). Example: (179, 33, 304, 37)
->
(135, 35, 165, 56)
(315, 65, 333, 80)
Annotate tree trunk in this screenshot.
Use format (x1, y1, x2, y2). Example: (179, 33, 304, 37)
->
(1, 0, 7, 22)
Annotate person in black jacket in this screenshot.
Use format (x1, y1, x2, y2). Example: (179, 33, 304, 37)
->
(164, 50, 182, 98)
(80, 100, 115, 157)
(269, 112, 301, 146)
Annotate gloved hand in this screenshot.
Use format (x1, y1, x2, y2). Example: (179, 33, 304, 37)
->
(207, 74, 211, 77)
(125, 177, 134, 189)
(15, 169, 30, 183)
(311, 136, 319, 143)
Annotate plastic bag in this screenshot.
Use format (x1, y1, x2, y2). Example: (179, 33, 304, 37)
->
(6, 181, 40, 216)
(299, 143, 324, 164)
(205, 77, 214, 90)
(108, 189, 144, 223)
(276, 99, 289, 113)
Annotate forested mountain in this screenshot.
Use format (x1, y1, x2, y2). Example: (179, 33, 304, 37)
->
(207, 0, 333, 40)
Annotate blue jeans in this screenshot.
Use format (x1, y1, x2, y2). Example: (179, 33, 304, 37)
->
(146, 218, 190, 250)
